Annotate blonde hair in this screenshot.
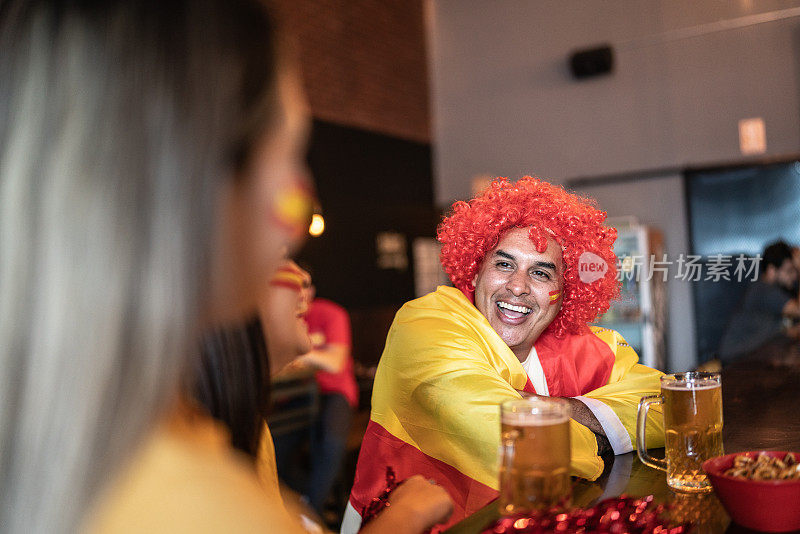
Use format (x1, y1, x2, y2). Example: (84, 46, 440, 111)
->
(0, 1, 279, 531)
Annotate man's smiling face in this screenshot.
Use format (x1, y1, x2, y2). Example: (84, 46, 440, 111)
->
(472, 227, 564, 362)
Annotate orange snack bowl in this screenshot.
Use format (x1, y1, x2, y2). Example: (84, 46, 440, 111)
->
(702, 451, 800, 533)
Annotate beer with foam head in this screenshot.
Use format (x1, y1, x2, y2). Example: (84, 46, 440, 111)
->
(663, 375, 723, 492)
(498, 397, 571, 514)
(637, 372, 723, 493)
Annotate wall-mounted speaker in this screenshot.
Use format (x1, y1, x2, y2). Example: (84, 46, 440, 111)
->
(569, 45, 614, 80)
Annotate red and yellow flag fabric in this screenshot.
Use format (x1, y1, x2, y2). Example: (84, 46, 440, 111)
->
(346, 286, 664, 532)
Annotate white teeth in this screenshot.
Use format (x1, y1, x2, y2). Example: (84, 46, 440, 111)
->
(497, 301, 531, 314)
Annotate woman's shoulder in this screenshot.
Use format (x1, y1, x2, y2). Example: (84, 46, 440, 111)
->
(84, 406, 301, 533)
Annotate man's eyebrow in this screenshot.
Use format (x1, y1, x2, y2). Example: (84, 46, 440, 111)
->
(494, 250, 515, 261)
(494, 250, 557, 272)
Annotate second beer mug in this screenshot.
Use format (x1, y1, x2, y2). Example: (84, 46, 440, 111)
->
(498, 397, 571, 514)
(636, 372, 724, 493)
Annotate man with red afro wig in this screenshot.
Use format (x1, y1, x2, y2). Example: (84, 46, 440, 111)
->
(344, 178, 664, 533)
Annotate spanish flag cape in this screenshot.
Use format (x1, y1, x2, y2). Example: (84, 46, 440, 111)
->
(347, 286, 664, 531)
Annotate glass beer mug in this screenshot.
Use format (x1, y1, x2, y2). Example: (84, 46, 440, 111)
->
(636, 372, 724, 493)
(498, 397, 571, 514)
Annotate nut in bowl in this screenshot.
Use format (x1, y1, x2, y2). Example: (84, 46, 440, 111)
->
(702, 451, 800, 533)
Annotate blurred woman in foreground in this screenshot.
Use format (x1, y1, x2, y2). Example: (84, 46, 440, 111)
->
(0, 1, 451, 532)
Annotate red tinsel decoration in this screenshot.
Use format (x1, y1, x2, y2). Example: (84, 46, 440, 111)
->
(360, 467, 399, 527)
(482, 495, 691, 534)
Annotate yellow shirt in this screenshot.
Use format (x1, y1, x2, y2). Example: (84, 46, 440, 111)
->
(85, 403, 301, 533)
(256, 421, 284, 506)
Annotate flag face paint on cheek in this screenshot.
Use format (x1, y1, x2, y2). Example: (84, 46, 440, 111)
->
(270, 181, 314, 239)
(548, 290, 561, 305)
(270, 265, 304, 292)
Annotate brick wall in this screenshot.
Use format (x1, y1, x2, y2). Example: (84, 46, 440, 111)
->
(273, 0, 430, 143)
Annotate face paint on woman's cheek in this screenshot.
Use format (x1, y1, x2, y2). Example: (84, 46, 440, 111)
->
(269, 179, 315, 243)
(269, 264, 305, 291)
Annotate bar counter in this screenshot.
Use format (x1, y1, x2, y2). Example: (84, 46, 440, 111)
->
(445, 345, 800, 534)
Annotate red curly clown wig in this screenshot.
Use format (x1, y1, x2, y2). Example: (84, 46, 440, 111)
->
(437, 177, 618, 338)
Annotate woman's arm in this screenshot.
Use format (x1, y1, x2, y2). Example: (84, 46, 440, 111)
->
(359, 475, 453, 534)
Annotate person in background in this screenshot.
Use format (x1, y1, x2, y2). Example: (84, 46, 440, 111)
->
(791, 245, 800, 293)
(260, 261, 314, 368)
(194, 261, 333, 531)
(194, 261, 310, 512)
(344, 177, 665, 532)
(0, 1, 451, 532)
(274, 268, 358, 517)
(718, 240, 800, 364)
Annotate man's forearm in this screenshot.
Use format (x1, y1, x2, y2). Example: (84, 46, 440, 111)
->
(561, 397, 612, 457)
(562, 397, 604, 436)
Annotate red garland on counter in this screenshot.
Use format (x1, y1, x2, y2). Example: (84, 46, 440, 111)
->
(360, 467, 399, 527)
(359, 470, 690, 534)
(482, 495, 691, 534)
